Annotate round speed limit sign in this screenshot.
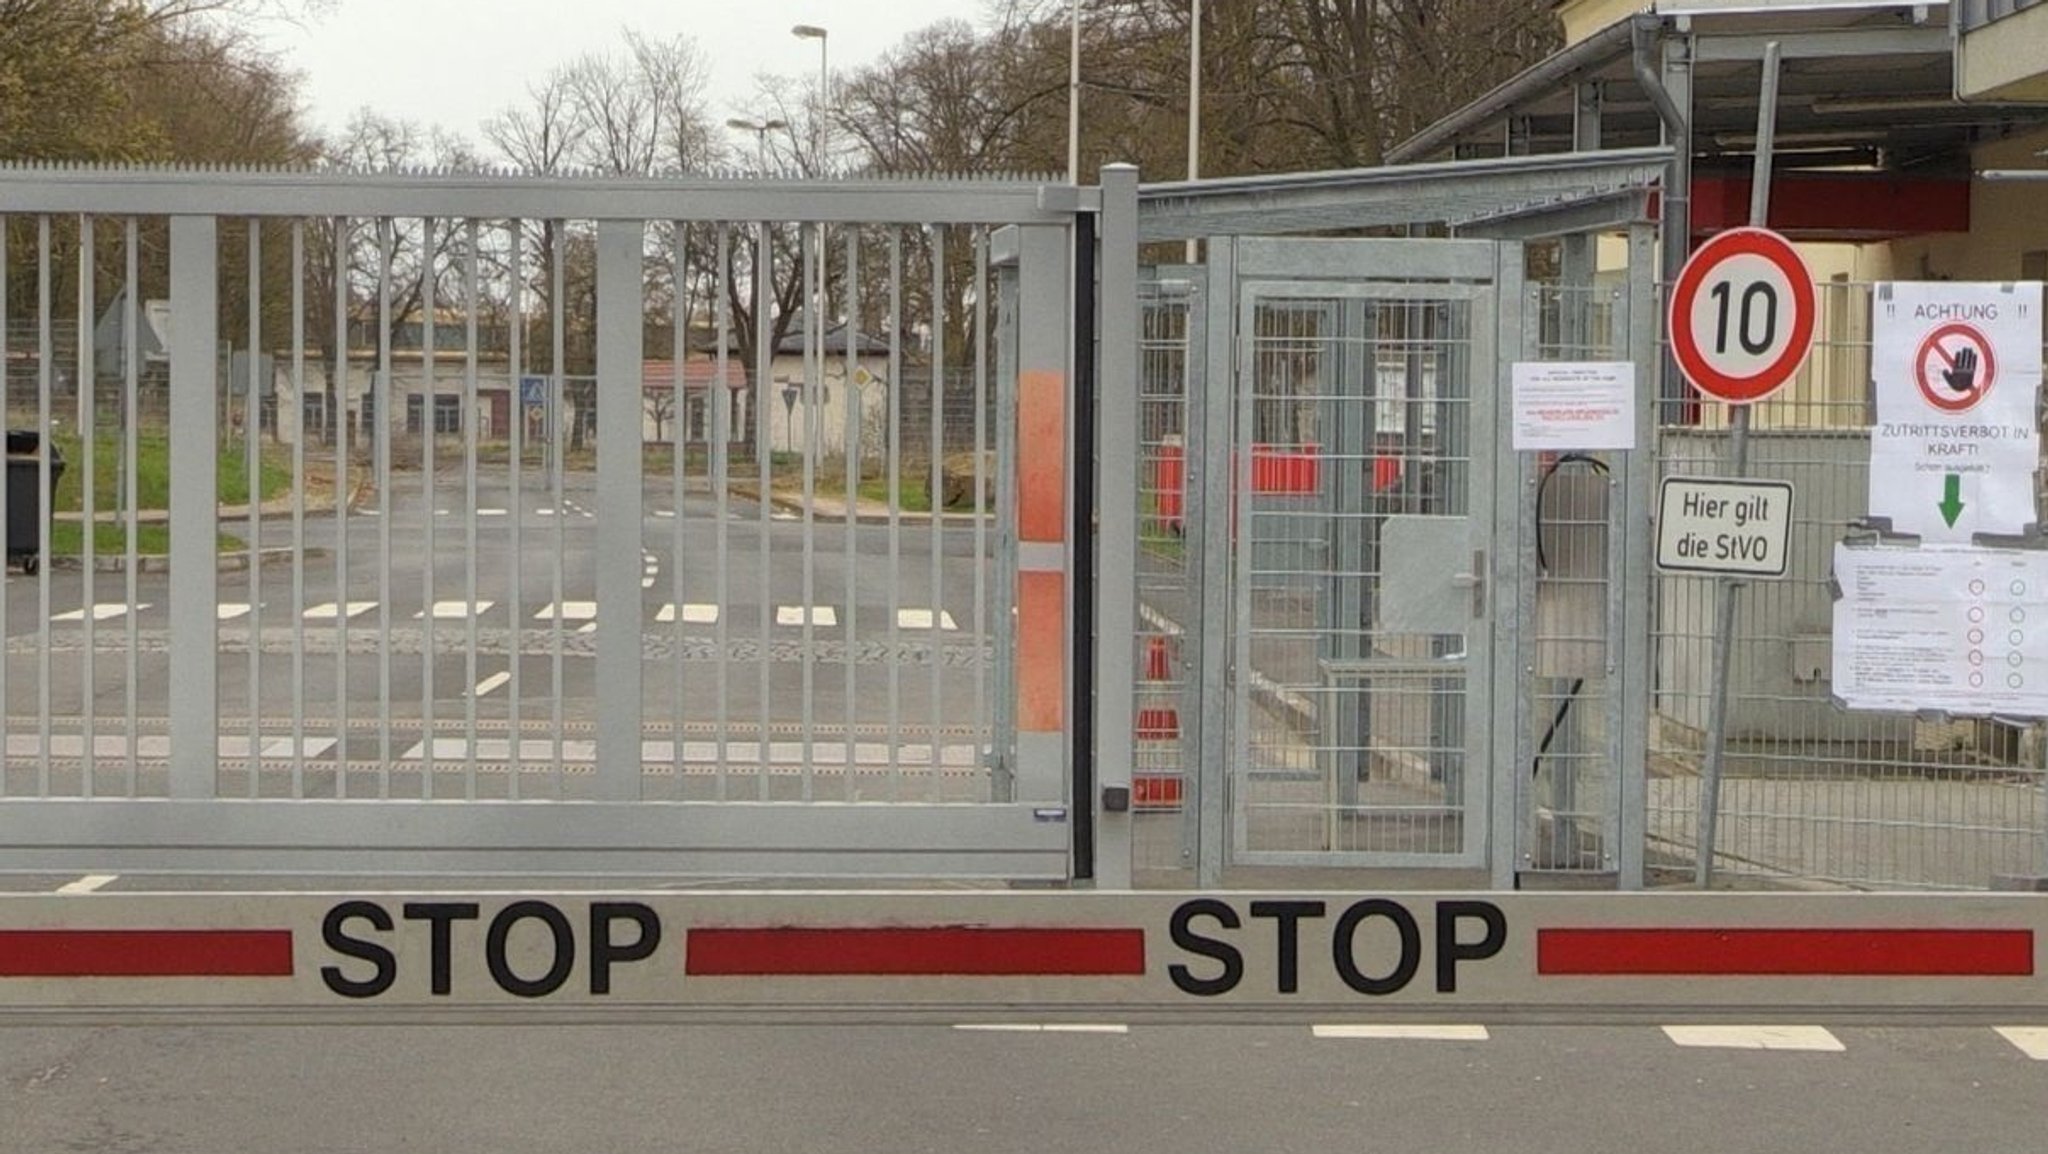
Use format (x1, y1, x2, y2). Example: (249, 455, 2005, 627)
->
(1668, 227, 1817, 405)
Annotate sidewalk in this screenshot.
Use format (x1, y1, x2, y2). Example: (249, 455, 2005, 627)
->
(735, 483, 988, 528)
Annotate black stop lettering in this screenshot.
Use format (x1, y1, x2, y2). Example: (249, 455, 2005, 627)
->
(485, 901, 576, 998)
(402, 902, 480, 996)
(1331, 899, 1421, 996)
(1434, 900, 1506, 993)
(321, 901, 396, 999)
(1168, 899, 1244, 996)
(1249, 901, 1326, 994)
(589, 902, 662, 995)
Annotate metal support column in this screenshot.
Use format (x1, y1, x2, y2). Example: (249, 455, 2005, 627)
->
(1192, 237, 1236, 886)
(168, 216, 218, 799)
(1095, 165, 1141, 888)
(1012, 223, 1072, 809)
(1618, 221, 1660, 888)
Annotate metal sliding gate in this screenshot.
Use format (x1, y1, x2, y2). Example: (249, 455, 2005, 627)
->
(0, 166, 1091, 879)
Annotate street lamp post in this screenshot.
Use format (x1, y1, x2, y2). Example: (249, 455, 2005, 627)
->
(792, 24, 828, 170)
(1186, 0, 1201, 262)
(1068, 0, 1080, 183)
(725, 117, 787, 174)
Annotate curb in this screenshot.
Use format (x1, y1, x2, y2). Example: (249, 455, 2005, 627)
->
(745, 487, 985, 528)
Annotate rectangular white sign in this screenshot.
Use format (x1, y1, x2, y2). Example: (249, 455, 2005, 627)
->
(1832, 544, 2048, 718)
(1867, 282, 2044, 543)
(1511, 361, 1636, 452)
(1656, 477, 1793, 578)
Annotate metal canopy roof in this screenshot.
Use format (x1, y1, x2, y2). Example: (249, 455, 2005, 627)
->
(1136, 147, 1671, 242)
(1389, 6, 2048, 173)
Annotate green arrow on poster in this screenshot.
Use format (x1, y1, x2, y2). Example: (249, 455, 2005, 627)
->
(1938, 474, 1965, 528)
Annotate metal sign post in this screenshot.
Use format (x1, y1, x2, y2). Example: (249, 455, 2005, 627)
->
(1693, 43, 1789, 888)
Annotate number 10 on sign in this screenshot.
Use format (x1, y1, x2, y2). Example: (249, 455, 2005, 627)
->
(1669, 227, 1817, 405)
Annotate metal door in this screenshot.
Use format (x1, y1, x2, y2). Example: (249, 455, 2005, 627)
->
(1214, 237, 1517, 871)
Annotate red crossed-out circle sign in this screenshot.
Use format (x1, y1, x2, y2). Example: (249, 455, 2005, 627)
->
(1914, 321, 1997, 413)
(1668, 227, 1817, 405)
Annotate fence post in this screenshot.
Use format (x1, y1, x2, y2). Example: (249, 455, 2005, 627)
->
(1094, 164, 1140, 888)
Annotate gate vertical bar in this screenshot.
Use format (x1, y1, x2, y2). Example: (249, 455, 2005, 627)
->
(756, 222, 774, 799)
(290, 222, 307, 797)
(332, 217, 351, 799)
(1619, 221, 1659, 888)
(506, 219, 524, 799)
(1095, 164, 1140, 887)
(35, 217, 51, 791)
(1013, 223, 1071, 812)
(78, 215, 96, 795)
(929, 227, 946, 788)
(990, 231, 1020, 804)
(595, 218, 644, 800)
(420, 218, 437, 792)
(167, 215, 220, 799)
(1193, 236, 1235, 886)
(123, 220, 141, 795)
(245, 220, 261, 797)
(463, 220, 481, 797)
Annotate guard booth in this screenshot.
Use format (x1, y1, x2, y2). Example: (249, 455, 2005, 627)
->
(1121, 150, 1669, 889)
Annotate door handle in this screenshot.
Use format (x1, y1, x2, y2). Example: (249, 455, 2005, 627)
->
(1450, 549, 1485, 618)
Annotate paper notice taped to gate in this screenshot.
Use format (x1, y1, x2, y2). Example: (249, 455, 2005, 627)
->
(1511, 362, 1635, 452)
(1831, 543, 2048, 718)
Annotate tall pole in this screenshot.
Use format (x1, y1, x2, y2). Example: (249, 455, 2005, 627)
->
(1068, 0, 1080, 183)
(1696, 41, 1781, 890)
(1185, 0, 1201, 262)
(793, 25, 829, 169)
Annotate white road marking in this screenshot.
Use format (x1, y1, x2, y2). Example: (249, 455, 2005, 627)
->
(55, 874, 118, 895)
(476, 508, 508, 517)
(1995, 1026, 2048, 1059)
(770, 509, 800, 522)
(1661, 1026, 1844, 1052)
(304, 601, 376, 620)
(657, 603, 720, 624)
(897, 608, 957, 631)
(777, 605, 837, 627)
(653, 509, 675, 518)
(217, 603, 256, 620)
(536, 508, 556, 516)
(469, 671, 512, 697)
(534, 601, 597, 621)
(952, 1024, 1129, 1035)
(53, 603, 147, 622)
(416, 600, 495, 619)
(1312, 1025, 1490, 1041)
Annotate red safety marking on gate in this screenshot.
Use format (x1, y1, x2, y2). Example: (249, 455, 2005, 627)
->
(0, 930, 295, 977)
(1537, 928, 2034, 977)
(684, 927, 1146, 977)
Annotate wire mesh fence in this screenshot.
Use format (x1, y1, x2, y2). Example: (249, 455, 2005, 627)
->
(1649, 276, 2048, 890)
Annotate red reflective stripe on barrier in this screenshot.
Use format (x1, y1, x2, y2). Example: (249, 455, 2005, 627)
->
(0, 930, 294, 977)
(1538, 928, 2034, 977)
(686, 928, 1146, 976)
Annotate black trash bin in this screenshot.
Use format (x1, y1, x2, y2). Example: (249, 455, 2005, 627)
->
(5, 430, 65, 575)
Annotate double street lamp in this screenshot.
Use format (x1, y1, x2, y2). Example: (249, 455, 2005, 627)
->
(792, 24, 828, 169)
(725, 117, 786, 173)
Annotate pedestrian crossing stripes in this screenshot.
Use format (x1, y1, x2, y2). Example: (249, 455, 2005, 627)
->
(656, 603, 720, 624)
(304, 601, 376, 620)
(1996, 1026, 2048, 1059)
(777, 606, 837, 627)
(51, 603, 147, 622)
(2, 734, 337, 760)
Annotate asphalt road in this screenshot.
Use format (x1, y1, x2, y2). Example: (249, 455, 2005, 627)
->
(3, 1020, 2042, 1154)
(4, 475, 998, 760)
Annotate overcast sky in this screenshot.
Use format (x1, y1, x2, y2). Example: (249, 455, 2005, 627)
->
(251, 0, 996, 150)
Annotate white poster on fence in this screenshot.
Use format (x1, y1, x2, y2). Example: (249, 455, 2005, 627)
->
(1866, 282, 2044, 543)
(1511, 361, 1635, 451)
(1831, 543, 2048, 717)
